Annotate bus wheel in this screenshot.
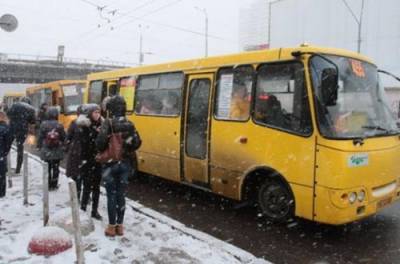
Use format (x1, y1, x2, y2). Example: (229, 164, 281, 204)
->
(257, 178, 294, 223)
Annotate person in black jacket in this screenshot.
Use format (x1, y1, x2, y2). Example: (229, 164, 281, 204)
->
(7, 97, 36, 174)
(77, 104, 103, 220)
(37, 107, 66, 190)
(66, 105, 83, 200)
(37, 103, 49, 127)
(96, 95, 141, 237)
(0, 111, 13, 197)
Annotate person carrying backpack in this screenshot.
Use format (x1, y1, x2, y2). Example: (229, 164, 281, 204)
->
(0, 111, 13, 198)
(37, 107, 66, 190)
(96, 95, 141, 237)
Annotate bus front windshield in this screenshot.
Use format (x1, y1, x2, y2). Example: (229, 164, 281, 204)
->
(310, 55, 399, 139)
(62, 84, 84, 114)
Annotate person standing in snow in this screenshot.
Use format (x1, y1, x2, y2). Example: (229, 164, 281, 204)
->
(6, 97, 36, 174)
(65, 105, 84, 201)
(77, 104, 103, 220)
(0, 111, 13, 198)
(37, 107, 66, 190)
(96, 95, 141, 236)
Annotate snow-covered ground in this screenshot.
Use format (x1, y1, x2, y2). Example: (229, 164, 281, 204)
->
(0, 150, 270, 264)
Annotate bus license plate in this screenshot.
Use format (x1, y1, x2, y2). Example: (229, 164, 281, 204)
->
(377, 197, 392, 209)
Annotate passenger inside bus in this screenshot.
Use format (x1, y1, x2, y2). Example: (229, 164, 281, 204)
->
(139, 94, 158, 115)
(161, 93, 179, 115)
(229, 81, 250, 120)
(255, 93, 285, 128)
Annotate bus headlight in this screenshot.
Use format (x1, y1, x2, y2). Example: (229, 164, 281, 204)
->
(358, 190, 366, 202)
(349, 192, 357, 204)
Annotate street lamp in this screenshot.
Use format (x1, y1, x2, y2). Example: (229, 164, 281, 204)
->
(341, 0, 365, 53)
(195, 6, 208, 57)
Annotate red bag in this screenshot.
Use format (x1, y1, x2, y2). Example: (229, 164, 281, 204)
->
(95, 122, 123, 163)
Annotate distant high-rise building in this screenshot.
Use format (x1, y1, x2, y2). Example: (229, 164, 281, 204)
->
(239, 0, 400, 83)
(239, 0, 268, 51)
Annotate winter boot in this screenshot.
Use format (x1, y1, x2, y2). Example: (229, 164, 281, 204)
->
(105, 225, 116, 237)
(91, 211, 102, 220)
(115, 224, 124, 236)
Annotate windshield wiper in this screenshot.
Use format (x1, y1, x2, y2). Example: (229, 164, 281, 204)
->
(362, 125, 390, 132)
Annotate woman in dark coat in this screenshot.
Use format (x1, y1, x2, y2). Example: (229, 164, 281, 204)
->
(37, 107, 66, 190)
(76, 104, 103, 220)
(66, 105, 83, 200)
(0, 111, 13, 197)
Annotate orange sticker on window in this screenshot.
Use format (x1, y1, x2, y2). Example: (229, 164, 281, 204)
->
(350, 59, 366, 78)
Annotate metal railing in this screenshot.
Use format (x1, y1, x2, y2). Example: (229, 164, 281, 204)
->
(0, 52, 137, 67)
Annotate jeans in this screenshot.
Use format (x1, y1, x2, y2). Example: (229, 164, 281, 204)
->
(47, 160, 60, 188)
(103, 161, 131, 225)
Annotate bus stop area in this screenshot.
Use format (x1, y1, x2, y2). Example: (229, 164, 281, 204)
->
(0, 149, 268, 264)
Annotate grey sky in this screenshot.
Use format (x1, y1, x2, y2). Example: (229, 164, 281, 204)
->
(1, 0, 253, 65)
(1, 0, 399, 76)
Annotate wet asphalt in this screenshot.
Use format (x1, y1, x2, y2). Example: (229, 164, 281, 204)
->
(24, 145, 400, 264)
(125, 175, 400, 264)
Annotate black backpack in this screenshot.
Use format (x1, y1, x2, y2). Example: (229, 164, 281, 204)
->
(45, 128, 60, 148)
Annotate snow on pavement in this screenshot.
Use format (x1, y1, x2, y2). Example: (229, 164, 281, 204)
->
(0, 150, 270, 264)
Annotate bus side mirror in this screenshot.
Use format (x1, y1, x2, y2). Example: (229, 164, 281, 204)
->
(321, 68, 338, 106)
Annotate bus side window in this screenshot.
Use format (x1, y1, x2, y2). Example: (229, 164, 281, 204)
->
(215, 65, 254, 121)
(254, 62, 312, 135)
(135, 72, 183, 116)
(89, 81, 103, 105)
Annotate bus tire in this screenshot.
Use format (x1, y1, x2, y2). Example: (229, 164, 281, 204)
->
(257, 177, 294, 223)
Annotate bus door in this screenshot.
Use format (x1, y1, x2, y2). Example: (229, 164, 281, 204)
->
(88, 79, 118, 110)
(183, 74, 213, 187)
(42, 88, 52, 106)
(107, 80, 118, 96)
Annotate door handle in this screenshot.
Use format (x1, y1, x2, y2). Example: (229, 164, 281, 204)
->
(238, 136, 248, 144)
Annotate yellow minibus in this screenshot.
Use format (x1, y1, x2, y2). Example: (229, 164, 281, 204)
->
(86, 44, 400, 225)
(26, 80, 86, 129)
(2, 92, 24, 111)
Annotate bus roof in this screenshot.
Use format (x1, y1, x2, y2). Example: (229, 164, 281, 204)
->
(3, 92, 24, 97)
(87, 44, 374, 81)
(26, 80, 86, 93)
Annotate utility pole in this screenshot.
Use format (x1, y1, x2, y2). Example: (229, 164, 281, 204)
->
(138, 24, 151, 66)
(341, 0, 365, 53)
(195, 7, 208, 57)
(139, 26, 143, 66)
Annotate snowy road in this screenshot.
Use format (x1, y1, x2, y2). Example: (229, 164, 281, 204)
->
(0, 150, 269, 264)
(19, 145, 400, 264)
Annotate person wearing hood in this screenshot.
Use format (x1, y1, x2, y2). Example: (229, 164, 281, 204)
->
(96, 95, 141, 237)
(65, 105, 84, 200)
(0, 111, 13, 197)
(37, 107, 66, 190)
(6, 97, 36, 174)
(77, 104, 103, 220)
